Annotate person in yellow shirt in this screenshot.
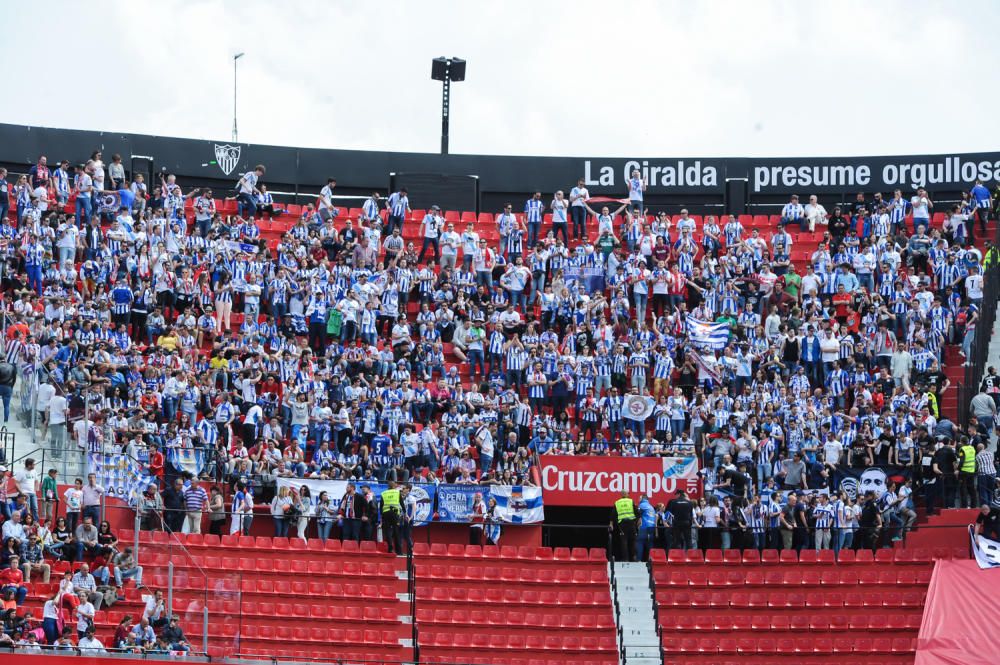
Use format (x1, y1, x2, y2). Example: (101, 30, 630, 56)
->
(612, 492, 637, 562)
(156, 326, 179, 352)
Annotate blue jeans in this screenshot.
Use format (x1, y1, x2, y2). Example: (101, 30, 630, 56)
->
(26, 264, 43, 294)
(480, 453, 493, 473)
(0, 384, 11, 422)
(509, 289, 526, 311)
(2, 584, 26, 605)
(341, 518, 361, 542)
(318, 521, 334, 542)
(633, 293, 648, 322)
(529, 272, 545, 305)
(273, 516, 288, 537)
(75, 196, 92, 228)
(237, 193, 257, 218)
(527, 222, 541, 247)
(468, 349, 485, 378)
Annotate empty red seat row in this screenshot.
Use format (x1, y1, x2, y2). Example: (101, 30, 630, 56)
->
(650, 546, 959, 565)
(416, 608, 614, 630)
(656, 589, 925, 609)
(240, 579, 398, 600)
(422, 632, 615, 652)
(420, 656, 614, 665)
(413, 543, 606, 563)
(242, 625, 401, 646)
(660, 612, 921, 632)
(143, 551, 400, 579)
(241, 649, 402, 664)
(240, 602, 399, 623)
(653, 567, 931, 588)
(418, 586, 610, 606)
(416, 563, 606, 585)
(663, 635, 915, 655)
(140, 531, 390, 554)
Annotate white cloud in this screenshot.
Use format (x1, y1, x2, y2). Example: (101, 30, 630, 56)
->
(0, 0, 994, 157)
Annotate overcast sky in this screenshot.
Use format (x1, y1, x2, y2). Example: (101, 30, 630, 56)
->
(2, 1, 992, 158)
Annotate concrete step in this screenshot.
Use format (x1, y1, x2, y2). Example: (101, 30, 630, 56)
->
(624, 645, 662, 659)
(621, 630, 659, 643)
(624, 657, 661, 665)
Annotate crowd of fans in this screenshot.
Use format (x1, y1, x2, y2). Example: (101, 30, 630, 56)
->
(0, 150, 994, 655)
(0, 157, 997, 515)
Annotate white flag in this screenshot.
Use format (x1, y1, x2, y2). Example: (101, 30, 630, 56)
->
(623, 394, 655, 421)
(970, 525, 1000, 569)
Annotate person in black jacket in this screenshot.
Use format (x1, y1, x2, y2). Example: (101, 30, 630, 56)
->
(359, 485, 379, 541)
(667, 490, 694, 551)
(160, 478, 185, 533)
(0, 360, 16, 426)
(338, 483, 366, 542)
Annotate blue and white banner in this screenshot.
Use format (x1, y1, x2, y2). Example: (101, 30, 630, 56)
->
(686, 318, 730, 350)
(563, 265, 606, 294)
(87, 453, 156, 506)
(166, 447, 206, 477)
(225, 240, 260, 255)
(436, 484, 544, 524)
(275, 477, 436, 526)
(490, 486, 544, 524)
(436, 485, 482, 523)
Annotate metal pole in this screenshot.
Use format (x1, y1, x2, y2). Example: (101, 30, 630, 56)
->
(232, 53, 244, 143)
(440, 68, 450, 155)
(202, 606, 209, 655)
(232, 57, 238, 142)
(133, 512, 141, 558)
(167, 560, 174, 617)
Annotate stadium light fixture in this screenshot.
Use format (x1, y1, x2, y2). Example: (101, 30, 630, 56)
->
(431, 57, 466, 155)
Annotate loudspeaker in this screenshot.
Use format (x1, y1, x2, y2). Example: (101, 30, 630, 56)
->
(431, 57, 449, 81)
(725, 178, 748, 215)
(449, 59, 466, 81)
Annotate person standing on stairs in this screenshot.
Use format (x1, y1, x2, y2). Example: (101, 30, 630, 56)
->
(635, 494, 657, 562)
(958, 437, 979, 509)
(612, 491, 637, 562)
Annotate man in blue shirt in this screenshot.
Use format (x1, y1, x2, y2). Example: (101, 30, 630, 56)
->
(636, 494, 658, 562)
(971, 179, 993, 237)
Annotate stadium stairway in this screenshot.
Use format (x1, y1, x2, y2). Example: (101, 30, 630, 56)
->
(613, 561, 661, 665)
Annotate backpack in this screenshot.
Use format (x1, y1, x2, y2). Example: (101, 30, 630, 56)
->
(0, 362, 15, 387)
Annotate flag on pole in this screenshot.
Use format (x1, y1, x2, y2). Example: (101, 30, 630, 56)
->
(623, 394, 656, 421)
(686, 318, 730, 350)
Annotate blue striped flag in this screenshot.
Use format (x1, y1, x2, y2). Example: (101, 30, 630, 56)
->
(167, 447, 206, 476)
(686, 318, 730, 350)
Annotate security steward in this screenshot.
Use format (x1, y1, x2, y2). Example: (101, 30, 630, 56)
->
(380, 481, 403, 554)
(959, 438, 979, 509)
(612, 491, 638, 562)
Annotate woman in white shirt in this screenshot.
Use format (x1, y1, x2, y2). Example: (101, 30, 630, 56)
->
(701, 495, 722, 550)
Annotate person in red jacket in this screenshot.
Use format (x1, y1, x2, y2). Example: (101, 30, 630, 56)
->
(0, 555, 28, 605)
(147, 444, 165, 487)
